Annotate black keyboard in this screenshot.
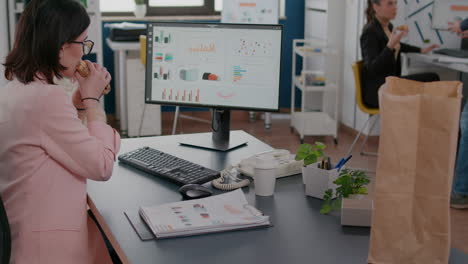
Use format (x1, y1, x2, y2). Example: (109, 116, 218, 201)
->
(433, 48, 468, 58)
(118, 146, 220, 186)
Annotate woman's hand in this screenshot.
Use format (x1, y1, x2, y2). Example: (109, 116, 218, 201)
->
(387, 28, 407, 50)
(448, 21, 462, 33)
(74, 60, 111, 100)
(72, 89, 85, 110)
(421, 44, 440, 54)
(458, 30, 468, 39)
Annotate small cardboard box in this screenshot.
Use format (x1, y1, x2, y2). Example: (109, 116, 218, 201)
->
(341, 196, 373, 227)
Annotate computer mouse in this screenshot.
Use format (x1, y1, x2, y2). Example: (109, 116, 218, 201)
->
(178, 184, 213, 200)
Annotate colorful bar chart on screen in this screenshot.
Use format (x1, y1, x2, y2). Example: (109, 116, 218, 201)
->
(233, 66, 247, 82)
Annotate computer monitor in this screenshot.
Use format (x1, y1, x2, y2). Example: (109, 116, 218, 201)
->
(145, 22, 283, 151)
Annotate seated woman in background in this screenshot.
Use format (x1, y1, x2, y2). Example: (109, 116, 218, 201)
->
(360, 0, 440, 108)
(0, 0, 120, 263)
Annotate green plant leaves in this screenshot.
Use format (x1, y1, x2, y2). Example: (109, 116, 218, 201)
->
(320, 204, 332, 214)
(320, 189, 334, 214)
(295, 142, 326, 166)
(319, 169, 370, 215)
(355, 187, 368, 195)
(315, 142, 326, 149)
(304, 155, 318, 166)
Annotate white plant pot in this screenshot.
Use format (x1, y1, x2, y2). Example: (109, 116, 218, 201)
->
(341, 196, 373, 227)
(134, 4, 147, 18)
(302, 162, 339, 199)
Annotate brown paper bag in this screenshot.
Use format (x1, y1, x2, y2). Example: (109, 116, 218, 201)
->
(368, 77, 462, 264)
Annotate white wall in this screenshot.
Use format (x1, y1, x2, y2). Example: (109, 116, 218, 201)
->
(342, 0, 376, 133)
(341, 0, 381, 136)
(0, 0, 9, 86)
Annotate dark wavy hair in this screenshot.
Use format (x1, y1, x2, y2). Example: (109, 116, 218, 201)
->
(3, 0, 90, 84)
(365, 0, 381, 25)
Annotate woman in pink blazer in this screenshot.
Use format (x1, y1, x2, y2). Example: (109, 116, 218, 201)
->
(0, 0, 121, 263)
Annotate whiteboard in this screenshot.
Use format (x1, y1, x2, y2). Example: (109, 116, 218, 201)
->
(392, 0, 462, 48)
(221, 0, 279, 24)
(432, 0, 468, 30)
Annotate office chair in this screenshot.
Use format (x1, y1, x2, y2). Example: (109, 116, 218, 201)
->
(0, 195, 11, 264)
(346, 61, 380, 158)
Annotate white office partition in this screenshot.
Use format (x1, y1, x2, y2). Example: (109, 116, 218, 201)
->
(127, 57, 161, 137)
(340, 0, 376, 134)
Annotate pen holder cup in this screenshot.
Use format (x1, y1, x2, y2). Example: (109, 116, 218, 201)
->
(302, 162, 340, 199)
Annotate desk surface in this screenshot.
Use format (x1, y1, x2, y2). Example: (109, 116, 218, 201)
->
(87, 130, 468, 264)
(404, 52, 468, 73)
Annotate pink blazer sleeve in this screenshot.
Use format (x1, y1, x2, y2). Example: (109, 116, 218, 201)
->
(39, 87, 121, 181)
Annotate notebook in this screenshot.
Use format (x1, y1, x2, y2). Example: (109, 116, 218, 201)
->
(129, 189, 271, 239)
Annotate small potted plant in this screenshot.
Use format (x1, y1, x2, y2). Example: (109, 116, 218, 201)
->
(320, 168, 373, 226)
(295, 142, 325, 167)
(134, 0, 146, 18)
(295, 142, 337, 198)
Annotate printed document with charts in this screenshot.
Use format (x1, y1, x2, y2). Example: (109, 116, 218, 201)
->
(139, 189, 271, 238)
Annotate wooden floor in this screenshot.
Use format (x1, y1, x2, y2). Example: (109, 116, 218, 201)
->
(111, 110, 468, 253)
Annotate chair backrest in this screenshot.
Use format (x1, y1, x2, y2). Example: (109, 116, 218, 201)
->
(0, 196, 11, 264)
(352, 61, 379, 115)
(139, 35, 147, 65)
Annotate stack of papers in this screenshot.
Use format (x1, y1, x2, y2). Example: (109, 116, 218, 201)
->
(138, 189, 271, 239)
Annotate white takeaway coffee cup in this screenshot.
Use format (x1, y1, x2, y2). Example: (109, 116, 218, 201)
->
(253, 157, 278, 196)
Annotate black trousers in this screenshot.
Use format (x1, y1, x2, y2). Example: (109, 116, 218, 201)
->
(365, 72, 440, 108)
(401, 72, 440, 83)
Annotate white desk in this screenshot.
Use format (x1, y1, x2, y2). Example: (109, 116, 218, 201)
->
(106, 39, 140, 135)
(87, 131, 468, 264)
(402, 53, 468, 74)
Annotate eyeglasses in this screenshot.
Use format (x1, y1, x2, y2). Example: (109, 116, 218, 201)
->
(70, 39, 94, 55)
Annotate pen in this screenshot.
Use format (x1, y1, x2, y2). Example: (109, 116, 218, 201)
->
(334, 155, 351, 169)
(342, 155, 352, 166)
(334, 158, 344, 169)
(336, 155, 352, 171)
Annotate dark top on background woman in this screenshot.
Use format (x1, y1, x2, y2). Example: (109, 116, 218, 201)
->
(360, 20, 420, 108)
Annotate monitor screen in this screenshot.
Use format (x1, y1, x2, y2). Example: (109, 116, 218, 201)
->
(145, 22, 283, 112)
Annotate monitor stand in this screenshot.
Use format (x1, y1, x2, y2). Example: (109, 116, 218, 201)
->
(178, 109, 248, 152)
